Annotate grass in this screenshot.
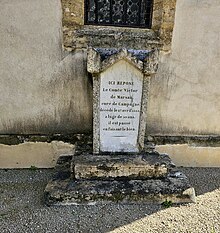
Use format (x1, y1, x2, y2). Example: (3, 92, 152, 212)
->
(161, 200, 173, 208)
(30, 165, 38, 171)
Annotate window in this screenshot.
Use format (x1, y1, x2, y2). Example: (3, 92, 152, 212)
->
(85, 0, 153, 28)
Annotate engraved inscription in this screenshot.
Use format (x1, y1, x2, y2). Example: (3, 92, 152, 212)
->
(99, 60, 143, 152)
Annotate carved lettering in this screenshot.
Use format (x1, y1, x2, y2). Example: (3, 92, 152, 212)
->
(99, 60, 143, 152)
(100, 79, 142, 132)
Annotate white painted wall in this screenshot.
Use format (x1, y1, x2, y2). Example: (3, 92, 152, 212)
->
(148, 0, 220, 135)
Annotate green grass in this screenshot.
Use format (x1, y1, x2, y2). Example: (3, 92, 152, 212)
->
(30, 165, 38, 171)
(161, 200, 173, 208)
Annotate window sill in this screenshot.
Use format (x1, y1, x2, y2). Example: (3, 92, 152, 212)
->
(73, 25, 161, 50)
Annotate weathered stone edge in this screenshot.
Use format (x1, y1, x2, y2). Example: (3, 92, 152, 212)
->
(44, 178, 195, 206)
(44, 155, 195, 206)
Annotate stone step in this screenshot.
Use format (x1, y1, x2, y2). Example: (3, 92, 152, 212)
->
(44, 173, 195, 206)
(72, 152, 174, 180)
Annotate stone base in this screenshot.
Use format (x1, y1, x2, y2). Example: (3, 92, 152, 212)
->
(73, 153, 174, 179)
(44, 154, 195, 206)
(45, 178, 195, 206)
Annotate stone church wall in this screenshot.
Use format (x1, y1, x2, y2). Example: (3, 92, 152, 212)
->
(0, 0, 220, 167)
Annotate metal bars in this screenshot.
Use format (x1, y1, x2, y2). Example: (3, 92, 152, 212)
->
(85, 0, 153, 28)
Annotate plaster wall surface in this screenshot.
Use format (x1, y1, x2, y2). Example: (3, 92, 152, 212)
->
(156, 144, 220, 168)
(0, 0, 92, 134)
(2, 0, 219, 136)
(0, 0, 220, 167)
(147, 0, 220, 135)
(0, 141, 74, 168)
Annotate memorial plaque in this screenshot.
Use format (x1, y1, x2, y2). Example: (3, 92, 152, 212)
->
(99, 60, 143, 152)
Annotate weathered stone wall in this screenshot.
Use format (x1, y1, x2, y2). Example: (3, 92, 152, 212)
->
(1, 0, 220, 167)
(0, 0, 177, 136)
(61, 0, 177, 51)
(159, 0, 177, 51)
(146, 0, 220, 166)
(61, 0, 84, 49)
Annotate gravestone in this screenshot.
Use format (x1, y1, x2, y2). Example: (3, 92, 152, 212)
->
(91, 49, 150, 153)
(44, 48, 195, 206)
(89, 48, 158, 154)
(99, 60, 143, 153)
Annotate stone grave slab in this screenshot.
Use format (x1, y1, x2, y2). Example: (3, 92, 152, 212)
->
(99, 59, 143, 152)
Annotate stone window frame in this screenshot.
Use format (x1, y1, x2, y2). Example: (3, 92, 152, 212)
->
(61, 0, 176, 51)
(84, 0, 154, 29)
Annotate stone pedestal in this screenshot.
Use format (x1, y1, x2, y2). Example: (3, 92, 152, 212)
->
(45, 152, 195, 205)
(44, 48, 195, 206)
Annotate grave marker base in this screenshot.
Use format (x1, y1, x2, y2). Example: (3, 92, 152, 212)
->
(44, 148, 195, 206)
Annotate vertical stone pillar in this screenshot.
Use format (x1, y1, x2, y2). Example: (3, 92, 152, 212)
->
(87, 48, 159, 154)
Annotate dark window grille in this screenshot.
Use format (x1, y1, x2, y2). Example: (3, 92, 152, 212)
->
(85, 0, 154, 28)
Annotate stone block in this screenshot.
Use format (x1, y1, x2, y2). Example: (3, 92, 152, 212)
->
(44, 174, 195, 206)
(73, 152, 173, 180)
(44, 152, 195, 206)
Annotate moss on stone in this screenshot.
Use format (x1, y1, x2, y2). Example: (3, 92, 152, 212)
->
(0, 136, 21, 145)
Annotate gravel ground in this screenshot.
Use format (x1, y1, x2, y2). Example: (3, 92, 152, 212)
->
(0, 167, 219, 233)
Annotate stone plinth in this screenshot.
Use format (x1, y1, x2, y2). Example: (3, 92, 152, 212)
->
(73, 153, 172, 180)
(45, 178, 195, 206)
(44, 154, 195, 206)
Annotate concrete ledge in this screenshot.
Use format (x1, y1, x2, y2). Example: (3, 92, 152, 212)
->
(0, 141, 74, 169)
